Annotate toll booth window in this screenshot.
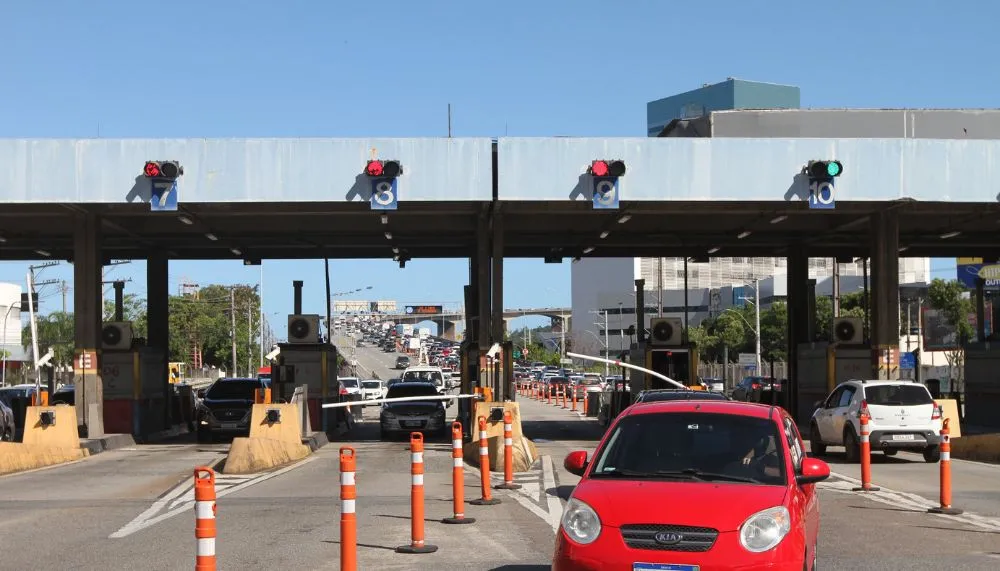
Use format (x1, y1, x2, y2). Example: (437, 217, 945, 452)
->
(590, 413, 786, 486)
(206, 380, 264, 400)
(863, 385, 933, 406)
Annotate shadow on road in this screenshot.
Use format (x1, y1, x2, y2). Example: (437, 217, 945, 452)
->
(322, 539, 396, 551)
(489, 566, 550, 571)
(545, 485, 575, 501)
(521, 420, 605, 443)
(811, 450, 919, 465)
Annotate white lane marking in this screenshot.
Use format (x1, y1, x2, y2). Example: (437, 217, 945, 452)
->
(109, 456, 316, 538)
(822, 472, 1000, 532)
(542, 455, 564, 530)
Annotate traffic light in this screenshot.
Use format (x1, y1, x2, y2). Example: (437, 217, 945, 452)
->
(806, 160, 843, 180)
(365, 160, 403, 178)
(20, 292, 38, 313)
(143, 160, 184, 180)
(588, 159, 626, 178)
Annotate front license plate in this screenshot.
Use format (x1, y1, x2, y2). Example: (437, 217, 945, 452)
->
(402, 421, 423, 428)
(892, 434, 916, 441)
(634, 565, 699, 571)
(220, 423, 239, 430)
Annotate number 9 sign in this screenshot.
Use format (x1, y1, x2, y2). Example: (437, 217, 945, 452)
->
(370, 178, 398, 210)
(592, 177, 620, 210)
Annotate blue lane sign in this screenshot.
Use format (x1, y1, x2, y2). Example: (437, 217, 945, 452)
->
(370, 178, 398, 210)
(808, 180, 835, 210)
(899, 351, 916, 370)
(592, 176, 619, 210)
(150, 180, 178, 212)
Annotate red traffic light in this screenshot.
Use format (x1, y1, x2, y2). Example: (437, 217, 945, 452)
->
(143, 160, 183, 179)
(589, 159, 626, 177)
(365, 160, 402, 178)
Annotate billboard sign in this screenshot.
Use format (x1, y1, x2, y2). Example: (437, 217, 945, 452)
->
(404, 305, 443, 315)
(921, 305, 992, 351)
(956, 257, 1000, 288)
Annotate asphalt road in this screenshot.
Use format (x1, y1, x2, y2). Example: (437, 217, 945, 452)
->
(2, 341, 999, 569)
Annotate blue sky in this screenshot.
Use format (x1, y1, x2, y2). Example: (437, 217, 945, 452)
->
(0, 0, 990, 333)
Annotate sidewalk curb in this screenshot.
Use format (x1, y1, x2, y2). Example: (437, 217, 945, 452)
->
(79, 433, 137, 455)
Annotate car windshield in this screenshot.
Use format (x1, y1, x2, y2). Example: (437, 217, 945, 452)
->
(402, 370, 442, 384)
(548, 377, 568, 384)
(340, 378, 359, 388)
(864, 384, 933, 406)
(639, 391, 728, 402)
(386, 384, 439, 398)
(206, 380, 264, 400)
(362, 381, 381, 389)
(590, 412, 786, 486)
(579, 378, 602, 386)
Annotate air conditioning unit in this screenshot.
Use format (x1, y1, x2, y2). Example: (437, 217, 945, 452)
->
(649, 317, 683, 346)
(102, 322, 134, 350)
(287, 314, 321, 344)
(832, 317, 864, 344)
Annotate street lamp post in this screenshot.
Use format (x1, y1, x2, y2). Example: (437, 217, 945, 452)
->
(618, 302, 624, 353)
(753, 278, 761, 374)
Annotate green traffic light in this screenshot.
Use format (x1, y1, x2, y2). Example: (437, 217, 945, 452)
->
(827, 161, 841, 177)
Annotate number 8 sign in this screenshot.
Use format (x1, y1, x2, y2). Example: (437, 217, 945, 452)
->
(370, 178, 398, 210)
(592, 177, 620, 210)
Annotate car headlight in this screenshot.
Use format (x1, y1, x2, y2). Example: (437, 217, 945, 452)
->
(561, 498, 601, 545)
(739, 506, 791, 553)
(381, 411, 396, 419)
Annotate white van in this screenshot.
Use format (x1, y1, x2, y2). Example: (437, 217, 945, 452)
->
(400, 365, 446, 394)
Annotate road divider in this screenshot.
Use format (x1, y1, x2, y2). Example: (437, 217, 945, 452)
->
(340, 446, 358, 571)
(396, 432, 438, 554)
(1, 405, 90, 476)
(194, 466, 217, 571)
(929, 419, 963, 515)
(851, 408, 880, 492)
(443, 421, 475, 525)
(224, 403, 310, 474)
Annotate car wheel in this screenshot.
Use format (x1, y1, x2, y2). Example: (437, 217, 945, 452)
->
(809, 422, 826, 456)
(883, 449, 897, 457)
(810, 542, 818, 571)
(843, 428, 860, 463)
(1, 427, 11, 442)
(923, 446, 941, 463)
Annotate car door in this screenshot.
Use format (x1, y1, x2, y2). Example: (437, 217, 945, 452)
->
(783, 415, 818, 548)
(830, 385, 857, 438)
(814, 386, 844, 442)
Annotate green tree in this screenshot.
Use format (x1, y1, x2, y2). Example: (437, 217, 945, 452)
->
(104, 293, 148, 338)
(927, 279, 974, 344)
(22, 311, 75, 367)
(685, 324, 715, 354)
(814, 292, 866, 342)
(169, 284, 261, 375)
(759, 302, 787, 362)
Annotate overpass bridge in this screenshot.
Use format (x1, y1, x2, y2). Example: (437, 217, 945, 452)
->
(378, 307, 571, 339)
(3, 126, 1000, 439)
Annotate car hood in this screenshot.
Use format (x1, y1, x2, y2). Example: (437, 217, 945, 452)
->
(572, 478, 788, 531)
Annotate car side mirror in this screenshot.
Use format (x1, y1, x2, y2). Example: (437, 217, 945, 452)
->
(796, 457, 831, 486)
(196, 389, 207, 399)
(813, 400, 823, 409)
(564, 450, 588, 477)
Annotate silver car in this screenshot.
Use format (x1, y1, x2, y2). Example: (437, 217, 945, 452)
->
(379, 382, 447, 439)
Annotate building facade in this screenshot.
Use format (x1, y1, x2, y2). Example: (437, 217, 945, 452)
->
(0, 282, 25, 364)
(646, 78, 800, 137)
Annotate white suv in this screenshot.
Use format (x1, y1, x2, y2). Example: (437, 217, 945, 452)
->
(809, 379, 943, 463)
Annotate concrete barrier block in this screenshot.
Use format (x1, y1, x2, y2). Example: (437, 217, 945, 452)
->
(0, 442, 88, 475)
(223, 436, 310, 475)
(22, 405, 80, 449)
(248, 404, 301, 445)
(463, 435, 537, 473)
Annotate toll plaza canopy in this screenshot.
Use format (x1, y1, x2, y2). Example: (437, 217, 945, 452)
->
(0, 137, 999, 261)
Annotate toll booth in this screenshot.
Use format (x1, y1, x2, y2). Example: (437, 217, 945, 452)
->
(796, 341, 871, 423)
(272, 343, 342, 434)
(102, 347, 168, 436)
(644, 346, 699, 390)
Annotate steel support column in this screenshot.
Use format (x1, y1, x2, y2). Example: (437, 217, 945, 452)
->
(491, 208, 505, 400)
(73, 212, 104, 438)
(146, 252, 170, 433)
(476, 209, 492, 352)
(786, 244, 809, 424)
(870, 211, 900, 379)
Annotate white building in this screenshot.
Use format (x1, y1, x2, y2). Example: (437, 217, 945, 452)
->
(570, 257, 931, 356)
(0, 282, 26, 363)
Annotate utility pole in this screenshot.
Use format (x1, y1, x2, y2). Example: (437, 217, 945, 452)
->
(754, 278, 762, 374)
(61, 280, 67, 314)
(832, 259, 841, 317)
(247, 305, 253, 378)
(259, 265, 264, 368)
(604, 310, 609, 377)
(230, 287, 237, 377)
(656, 258, 663, 317)
(560, 314, 566, 360)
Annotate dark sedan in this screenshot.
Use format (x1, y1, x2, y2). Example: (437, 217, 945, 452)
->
(195, 377, 269, 442)
(379, 382, 447, 440)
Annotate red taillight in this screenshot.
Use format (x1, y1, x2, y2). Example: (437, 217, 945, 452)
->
(932, 402, 941, 420)
(752, 383, 761, 390)
(339, 386, 348, 396)
(859, 399, 869, 418)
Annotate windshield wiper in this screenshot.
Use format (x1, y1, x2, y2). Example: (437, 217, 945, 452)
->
(655, 469, 763, 483)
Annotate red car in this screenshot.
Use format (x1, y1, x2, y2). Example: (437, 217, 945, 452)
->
(554, 400, 830, 571)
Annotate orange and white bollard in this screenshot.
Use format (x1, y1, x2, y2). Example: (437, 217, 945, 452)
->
(194, 466, 217, 571)
(339, 446, 358, 571)
(928, 418, 963, 515)
(443, 421, 476, 525)
(851, 412, 880, 492)
(494, 411, 522, 490)
(561, 387, 568, 408)
(469, 416, 502, 506)
(571, 388, 578, 412)
(396, 432, 438, 554)
(547, 385, 552, 404)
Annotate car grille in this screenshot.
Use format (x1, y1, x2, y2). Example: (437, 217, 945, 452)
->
(214, 409, 246, 421)
(620, 524, 719, 552)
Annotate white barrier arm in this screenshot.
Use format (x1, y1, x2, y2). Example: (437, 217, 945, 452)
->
(321, 393, 484, 409)
(565, 351, 689, 390)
